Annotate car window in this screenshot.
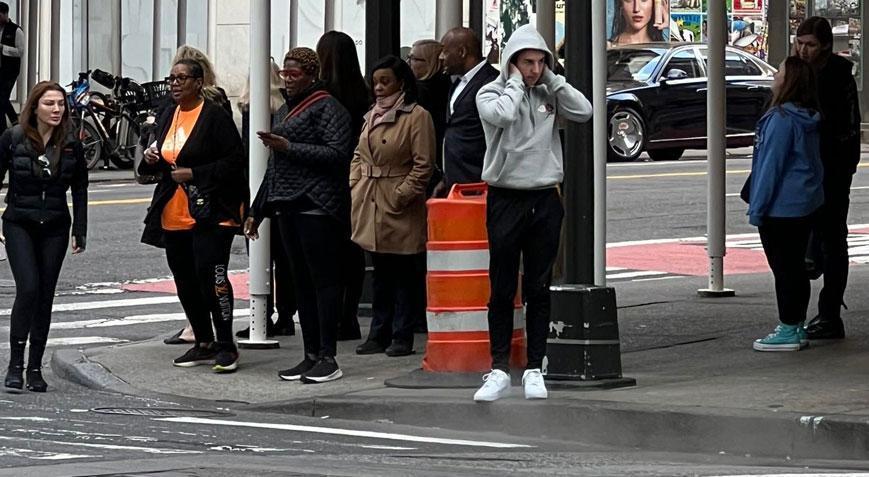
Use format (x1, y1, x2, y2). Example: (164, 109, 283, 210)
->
(607, 49, 665, 82)
(699, 49, 763, 77)
(662, 50, 703, 79)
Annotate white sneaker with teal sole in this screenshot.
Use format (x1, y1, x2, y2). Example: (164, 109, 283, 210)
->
(473, 369, 511, 402)
(753, 324, 802, 352)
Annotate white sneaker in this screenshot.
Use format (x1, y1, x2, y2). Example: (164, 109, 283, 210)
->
(522, 368, 548, 400)
(473, 369, 511, 402)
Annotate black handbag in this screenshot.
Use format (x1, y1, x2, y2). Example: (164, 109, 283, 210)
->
(739, 173, 751, 204)
(183, 183, 214, 222)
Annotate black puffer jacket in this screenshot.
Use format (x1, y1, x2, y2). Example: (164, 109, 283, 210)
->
(251, 84, 354, 223)
(817, 54, 862, 178)
(0, 125, 87, 236)
(139, 99, 247, 248)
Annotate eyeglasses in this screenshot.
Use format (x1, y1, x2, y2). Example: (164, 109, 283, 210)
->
(278, 69, 305, 80)
(37, 154, 51, 179)
(165, 74, 201, 85)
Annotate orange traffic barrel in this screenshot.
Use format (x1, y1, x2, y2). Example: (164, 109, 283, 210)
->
(422, 183, 526, 373)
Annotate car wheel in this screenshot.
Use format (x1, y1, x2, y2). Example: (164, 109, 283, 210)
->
(608, 108, 646, 162)
(647, 148, 685, 162)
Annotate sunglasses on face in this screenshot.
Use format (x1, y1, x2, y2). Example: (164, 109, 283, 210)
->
(278, 69, 305, 80)
(165, 74, 201, 85)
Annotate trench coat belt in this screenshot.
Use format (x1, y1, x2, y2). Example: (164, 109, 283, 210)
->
(360, 163, 412, 178)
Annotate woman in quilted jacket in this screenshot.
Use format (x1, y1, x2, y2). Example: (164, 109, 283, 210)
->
(350, 56, 435, 358)
(246, 47, 355, 384)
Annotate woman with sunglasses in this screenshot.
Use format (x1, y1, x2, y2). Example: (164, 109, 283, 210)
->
(2, 81, 88, 393)
(139, 59, 246, 373)
(246, 47, 354, 384)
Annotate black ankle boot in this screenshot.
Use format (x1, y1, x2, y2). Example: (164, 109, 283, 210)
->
(4, 340, 25, 391)
(25, 368, 47, 393)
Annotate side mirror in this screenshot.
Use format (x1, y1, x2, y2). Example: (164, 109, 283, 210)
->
(662, 69, 689, 83)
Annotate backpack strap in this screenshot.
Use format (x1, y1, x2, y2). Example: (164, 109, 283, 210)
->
(283, 90, 330, 122)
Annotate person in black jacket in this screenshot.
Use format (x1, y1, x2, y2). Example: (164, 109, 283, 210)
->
(246, 47, 354, 384)
(2, 81, 87, 393)
(435, 27, 499, 194)
(139, 59, 247, 373)
(317, 31, 372, 342)
(794, 17, 863, 340)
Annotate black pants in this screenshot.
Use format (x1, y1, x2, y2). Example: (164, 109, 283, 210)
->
(487, 187, 563, 372)
(278, 213, 344, 358)
(816, 173, 853, 319)
(266, 219, 296, 323)
(339, 240, 365, 333)
(759, 216, 814, 326)
(4, 220, 69, 367)
(368, 252, 425, 347)
(0, 76, 17, 134)
(164, 227, 236, 348)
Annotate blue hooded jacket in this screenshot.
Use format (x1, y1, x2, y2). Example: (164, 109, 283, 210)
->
(748, 103, 823, 226)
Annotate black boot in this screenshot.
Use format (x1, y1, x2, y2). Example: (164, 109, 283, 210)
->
(25, 368, 47, 393)
(805, 315, 845, 340)
(4, 340, 25, 391)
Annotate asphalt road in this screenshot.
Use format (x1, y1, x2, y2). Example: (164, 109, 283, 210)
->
(0, 161, 868, 475)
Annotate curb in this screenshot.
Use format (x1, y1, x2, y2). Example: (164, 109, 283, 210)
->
(251, 395, 869, 461)
(50, 348, 139, 395)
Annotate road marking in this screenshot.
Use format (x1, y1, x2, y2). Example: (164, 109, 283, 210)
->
(0, 447, 94, 460)
(0, 435, 200, 455)
(606, 270, 668, 279)
(608, 169, 750, 180)
(711, 474, 869, 477)
(0, 296, 180, 316)
(0, 337, 127, 349)
(157, 417, 533, 449)
(0, 309, 253, 333)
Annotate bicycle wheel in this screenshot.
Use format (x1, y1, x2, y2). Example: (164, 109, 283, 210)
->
(73, 117, 103, 170)
(108, 115, 138, 169)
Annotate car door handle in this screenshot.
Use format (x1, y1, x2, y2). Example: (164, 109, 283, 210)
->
(746, 85, 762, 91)
(696, 87, 707, 93)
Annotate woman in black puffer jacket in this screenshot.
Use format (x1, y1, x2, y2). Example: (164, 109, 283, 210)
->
(246, 47, 354, 384)
(2, 81, 88, 393)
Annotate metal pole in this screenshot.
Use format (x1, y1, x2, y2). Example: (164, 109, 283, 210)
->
(152, 0, 162, 80)
(240, 0, 278, 349)
(49, 0, 59, 81)
(324, 0, 334, 33)
(591, 0, 606, 286)
(176, 0, 187, 48)
(206, 0, 216, 60)
(563, 0, 593, 284)
(468, 0, 483, 44)
(698, 0, 734, 298)
(435, 0, 462, 40)
(112, 0, 120, 75)
(26, 0, 36, 89)
(17, 0, 27, 104)
(365, 0, 400, 71)
(766, 0, 789, 66)
(289, 0, 298, 48)
(536, 0, 555, 52)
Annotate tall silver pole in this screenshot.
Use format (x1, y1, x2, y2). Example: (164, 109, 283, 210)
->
(591, 0, 606, 286)
(289, 0, 298, 48)
(766, 0, 789, 66)
(176, 0, 187, 48)
(536, 0, 555, 52)
(699, 0, 734, 297)
(152, 0, 162, 80)
(26, 0, 37, 89)
(435, 0, 462, 40)
(49, 0, 60, 81)
(240, 0, 278, 349)
(324, 0, 335, 32)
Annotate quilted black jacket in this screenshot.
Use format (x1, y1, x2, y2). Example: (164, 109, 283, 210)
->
(251, 85, 354, 224)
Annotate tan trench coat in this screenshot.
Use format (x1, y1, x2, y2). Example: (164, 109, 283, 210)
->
(350, 102, 435, 254)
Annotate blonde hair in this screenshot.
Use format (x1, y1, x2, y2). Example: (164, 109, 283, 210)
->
(410, 39, 444, 80)
(238, 60, 286, 114)
(172, 44, 224, 104)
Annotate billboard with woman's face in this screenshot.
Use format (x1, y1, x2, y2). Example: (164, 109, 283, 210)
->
(608, 0, 670, 45)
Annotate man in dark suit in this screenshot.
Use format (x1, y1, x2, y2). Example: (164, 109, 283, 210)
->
(435, 27, 499, 194)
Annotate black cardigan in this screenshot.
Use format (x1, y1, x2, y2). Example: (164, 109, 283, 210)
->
(0, 126, 88, 236)
(139, 99, 247, 248)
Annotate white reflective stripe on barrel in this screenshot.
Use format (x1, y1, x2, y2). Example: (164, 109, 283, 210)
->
(427, 249, 490, 272)
(427, 308, 524, 333)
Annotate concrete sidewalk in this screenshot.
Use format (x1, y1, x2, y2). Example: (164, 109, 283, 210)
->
(52, 266, 869, 461)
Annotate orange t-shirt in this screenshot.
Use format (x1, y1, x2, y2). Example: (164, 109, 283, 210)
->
(161, 103, 203, 231)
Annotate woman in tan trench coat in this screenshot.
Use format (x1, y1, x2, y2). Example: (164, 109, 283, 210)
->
(351, 55, 435, 357)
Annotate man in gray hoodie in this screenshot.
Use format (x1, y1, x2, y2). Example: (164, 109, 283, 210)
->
(473, 24, 592, 402)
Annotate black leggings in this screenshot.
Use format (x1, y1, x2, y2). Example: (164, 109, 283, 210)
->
(368, 252, 425, 346)
(165, 227, 236, 348)
(278, 213, 344, 358)
(4, 220, 69, 367)
(759, 216, 814, 326)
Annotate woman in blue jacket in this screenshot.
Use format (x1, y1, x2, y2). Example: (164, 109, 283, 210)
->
(749, 56, 824, 352)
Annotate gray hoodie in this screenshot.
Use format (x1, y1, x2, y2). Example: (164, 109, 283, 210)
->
(476, 24, 593, 189)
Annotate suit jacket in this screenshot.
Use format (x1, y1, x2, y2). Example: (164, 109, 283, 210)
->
(443, 63, 498, 188)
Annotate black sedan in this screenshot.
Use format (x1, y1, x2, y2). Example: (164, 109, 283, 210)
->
(607, 43, 775, 162)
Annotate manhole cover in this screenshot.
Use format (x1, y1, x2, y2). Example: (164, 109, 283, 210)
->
(91, 407, 233, 418)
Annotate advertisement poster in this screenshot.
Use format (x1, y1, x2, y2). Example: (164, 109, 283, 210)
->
(607, 0, 670, 45)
